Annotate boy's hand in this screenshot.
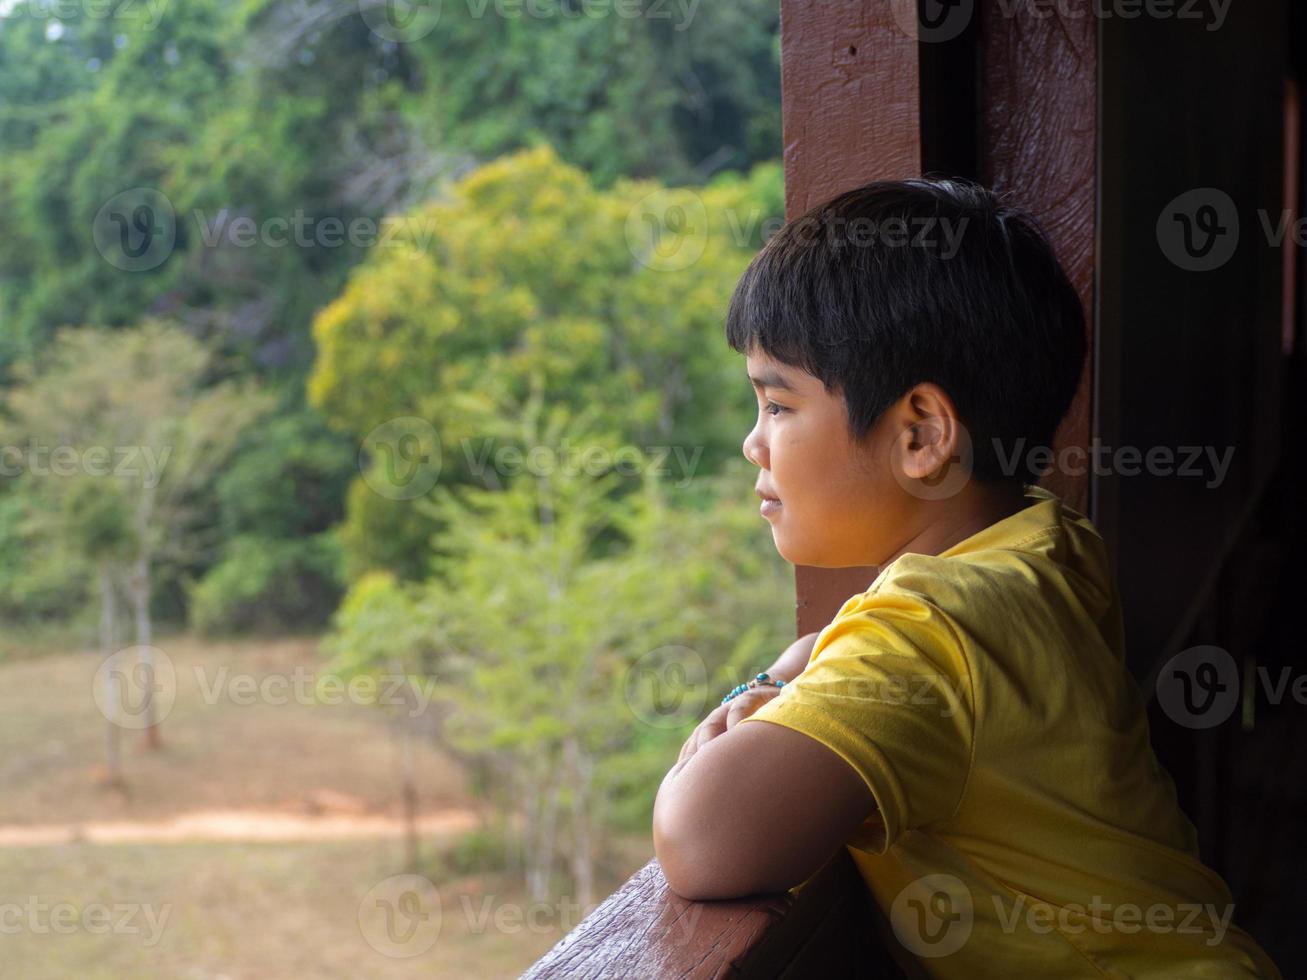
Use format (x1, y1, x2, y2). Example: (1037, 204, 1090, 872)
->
(724, 685, 785, 728)
(676, 684, 785, 765)
(673, 631, 821, 768)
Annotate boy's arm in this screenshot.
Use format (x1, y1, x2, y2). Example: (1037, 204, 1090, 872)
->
(652, 631, 875, 901)
(761, 630, 821, 683)
(653, 711, 875, 900)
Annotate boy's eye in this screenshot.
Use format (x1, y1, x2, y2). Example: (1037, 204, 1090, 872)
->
(764, 401, 788, 417)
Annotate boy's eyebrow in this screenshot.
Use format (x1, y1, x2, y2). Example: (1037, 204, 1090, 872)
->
(748, 369, 798, 393)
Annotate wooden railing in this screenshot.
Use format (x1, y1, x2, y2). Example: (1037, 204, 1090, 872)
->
(522, 848, 907, 978)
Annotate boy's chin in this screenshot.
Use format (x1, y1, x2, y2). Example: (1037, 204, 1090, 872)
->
(773, 530, 874, 569)
(772, 532, 833, 568)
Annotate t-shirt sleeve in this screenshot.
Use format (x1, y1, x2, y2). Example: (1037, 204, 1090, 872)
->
(738, 586, 975, 854)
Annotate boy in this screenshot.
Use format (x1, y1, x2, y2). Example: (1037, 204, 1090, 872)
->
(651, 179, 1280, 977)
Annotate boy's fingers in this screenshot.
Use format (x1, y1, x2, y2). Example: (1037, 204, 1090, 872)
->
(725, 688, 780, 729)
(677, 737, 693, 764)
(677, 704, 729, 764)
(695, 713, 727, 749)
(691, 707, 728, 752)
(673, 685, 784, 769)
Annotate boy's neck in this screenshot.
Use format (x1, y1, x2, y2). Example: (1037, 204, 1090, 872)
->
(880, 480, 1032, 569)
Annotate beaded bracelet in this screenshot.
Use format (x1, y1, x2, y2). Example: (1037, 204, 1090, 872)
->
(720, 672, 785, 705)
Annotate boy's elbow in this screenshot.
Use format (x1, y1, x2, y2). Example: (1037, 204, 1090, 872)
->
(653, 810, 711, 900)
(655, 846, 744, 901)
(653, 809, 768, 901)
(657, 857, 716, 902)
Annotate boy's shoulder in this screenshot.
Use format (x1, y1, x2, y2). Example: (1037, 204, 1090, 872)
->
(831, 484, 1115, 641)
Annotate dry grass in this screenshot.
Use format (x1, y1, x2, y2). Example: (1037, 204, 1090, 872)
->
(0, 635, 655, 979)
(0, 840, 617, 979)
(0, 634, 467, 825)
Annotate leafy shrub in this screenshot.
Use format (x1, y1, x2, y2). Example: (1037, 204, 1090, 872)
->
(189, 532, 343, 635)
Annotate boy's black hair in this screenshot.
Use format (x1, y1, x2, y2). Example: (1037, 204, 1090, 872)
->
(724, 177, 1086, 484)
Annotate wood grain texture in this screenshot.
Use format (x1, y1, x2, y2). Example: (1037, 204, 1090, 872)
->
(780, 0, 921, 218)
(521, 852, 904, 979)
(520, 859, 792, 979)
(979, 3, 1097, 517)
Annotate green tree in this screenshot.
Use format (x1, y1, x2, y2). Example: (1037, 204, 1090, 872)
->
(309, 143, 782, 580)
(399, 0, 782, 188)
(0, 319, 271, 748)
(0, 0, 781, 378)
(188, 407, 351, 633)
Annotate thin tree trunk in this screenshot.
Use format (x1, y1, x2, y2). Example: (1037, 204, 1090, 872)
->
(393, 662, 419, 870)
(99, 564, 121, 786)
(132, 554, 161, 749)
(564, 735, 595, 910)
(525, 762, 562, 903)
(522, 773, 541, 897)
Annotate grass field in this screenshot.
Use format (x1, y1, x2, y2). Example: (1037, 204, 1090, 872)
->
(0, 635, 654, 978)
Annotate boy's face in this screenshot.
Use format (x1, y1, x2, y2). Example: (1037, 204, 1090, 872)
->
(742, 348, 919, 568)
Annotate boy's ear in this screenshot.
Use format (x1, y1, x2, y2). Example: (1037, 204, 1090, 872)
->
(891, 384, 974, 492)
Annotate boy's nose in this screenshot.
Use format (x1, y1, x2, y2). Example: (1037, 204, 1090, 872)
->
(743, 426, 767, 468)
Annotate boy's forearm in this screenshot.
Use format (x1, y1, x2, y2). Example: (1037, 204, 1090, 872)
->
(654, 631, 824, 886)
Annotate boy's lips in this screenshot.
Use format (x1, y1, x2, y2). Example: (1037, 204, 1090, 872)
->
(756, 486, 782, 518)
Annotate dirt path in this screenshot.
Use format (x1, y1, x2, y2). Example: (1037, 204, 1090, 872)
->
(0, 807, 481, 847)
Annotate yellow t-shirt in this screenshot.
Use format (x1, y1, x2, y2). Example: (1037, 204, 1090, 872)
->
(739, 484, 1280, 979)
